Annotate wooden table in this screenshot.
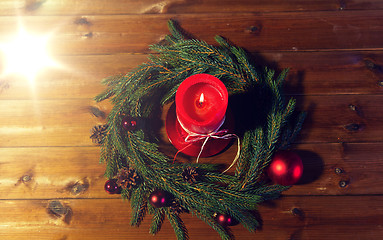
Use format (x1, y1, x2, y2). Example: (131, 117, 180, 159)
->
(0, 1, 382, 239)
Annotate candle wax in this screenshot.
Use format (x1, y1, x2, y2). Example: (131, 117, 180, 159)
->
(182, 83, 223, 123)
(175, 73, 228, 134)
(168, 73, 232, 157)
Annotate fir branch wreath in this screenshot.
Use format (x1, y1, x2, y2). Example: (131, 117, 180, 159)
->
(93, 20, 305, 240)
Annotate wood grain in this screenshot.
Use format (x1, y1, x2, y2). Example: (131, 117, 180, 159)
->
(0, 99, 110, 147)
(1, 51, 383, 100)
(0, 142, 382, 199)
(0, 147, 107, 199)
(0, 11, 381, 55)
(295, 95, 383, 143)
(0, 1, 381, 239)
(1, 0, 383, 16)
(0, 196, 382, 239)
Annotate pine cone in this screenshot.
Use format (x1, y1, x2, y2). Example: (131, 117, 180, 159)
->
(182, 167, 199, 184)
(90, 124, 108, 144)
(116, 167, 140, 190)
(169, 200, 188, 215)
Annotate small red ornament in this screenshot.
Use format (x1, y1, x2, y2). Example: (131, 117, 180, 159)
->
(121, 116, 138, 131)
(214, 213, 237, 226)
(267, 150, 303, 186)
(149, 190, 172, 208)
(104, 179, 120, 194)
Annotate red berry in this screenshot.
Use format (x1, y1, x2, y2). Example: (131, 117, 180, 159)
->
(122, 116, 138, 131)
(149, 190, 172, 208)
(104, 179, 120, 194)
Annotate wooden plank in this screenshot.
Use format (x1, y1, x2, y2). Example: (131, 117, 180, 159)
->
(0, 142, 382, 199)
(266, 51, 383, 96)
(0, 54, 150, 100)
(1, 51, 383, 100)
(0, 196, 382, 239)
(0, 99, 111, 147)
(0, 0, 382, 16)
(163, 0, 383, 13)
(0, 95, 382, 147)
(0, 147, 108, 199)
(295, 94, 383, 143)
(0, 11, 381, 55)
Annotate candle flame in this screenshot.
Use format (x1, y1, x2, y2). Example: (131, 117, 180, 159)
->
(199, 93, 205, 104)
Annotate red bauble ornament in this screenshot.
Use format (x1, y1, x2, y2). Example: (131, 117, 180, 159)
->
(104, 179, 120, 194)
(149, 190, 172, 208)
(215, 213, 237, 226)
(267, 150, 303, 186)
(121, 116, 138, 131)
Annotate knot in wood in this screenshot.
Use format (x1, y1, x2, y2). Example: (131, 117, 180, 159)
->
(245, 24, 262, 35)
(89, 106, 105, 118)
(84, 32, 93, 38)
(291, 207, 305, 221)
(339, 180, 349, 188)
(292, 208, 303, 216)
(344, 123, 363, 132)
(338, 0, 346, 10)
(71, 183, 87, 195)
(25, 1, 45, 11)
(348, 104, 357, 111)
(66, 179, 89, 195)
(21, 175, 32, 183)
(334, 167, 344, 174)
(74, 17, 92, 26)
(364, 59, 377, 70)
(47, 201, 68, 217)
(363, 58, 383, 74)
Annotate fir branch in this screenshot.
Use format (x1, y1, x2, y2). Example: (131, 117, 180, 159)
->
(276, 68, 289, 88)
(149, 208, 166, 235)
(130, 186, 148, 227)
(282, 98, 297, 122)
(227, 209, 259, 233)
(202, 172, 238, 185)
(279, 111, 306, 149)
(167, 20, 186, 42)
(166, 208, 189, 240)
(234, 130, 255, 178)
(94, 74, 124, 102)
(191, 210, 233, 240)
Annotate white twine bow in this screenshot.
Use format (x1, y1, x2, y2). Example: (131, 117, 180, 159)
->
(174, 116, 241, 173)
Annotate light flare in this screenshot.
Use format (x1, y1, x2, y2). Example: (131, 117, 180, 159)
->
(0, 28, 59, 84)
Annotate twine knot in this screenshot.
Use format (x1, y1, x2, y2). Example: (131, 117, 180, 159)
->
(174, 117, 240, 173)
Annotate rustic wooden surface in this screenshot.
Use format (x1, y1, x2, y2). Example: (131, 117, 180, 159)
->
(0, 1, 382, 239)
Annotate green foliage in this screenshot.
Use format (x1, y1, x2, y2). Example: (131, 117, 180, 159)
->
(149, 208, 165, 235)
(95, 20, 304, 240)
(166, 209, 189, 240)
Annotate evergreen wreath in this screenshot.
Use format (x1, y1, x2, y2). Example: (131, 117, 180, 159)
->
(94, 20, 305, 240)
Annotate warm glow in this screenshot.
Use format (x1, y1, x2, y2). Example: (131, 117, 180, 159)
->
(0, 28, 58, 83)
(198, 93, 205, 107)
(199, 93, 205, 103)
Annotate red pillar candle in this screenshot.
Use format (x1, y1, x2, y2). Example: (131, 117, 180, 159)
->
(175, 74, 228, 134)
(166, 74, 234, 157)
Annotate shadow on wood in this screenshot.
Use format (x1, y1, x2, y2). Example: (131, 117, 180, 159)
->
(295, 150, 324, 185)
